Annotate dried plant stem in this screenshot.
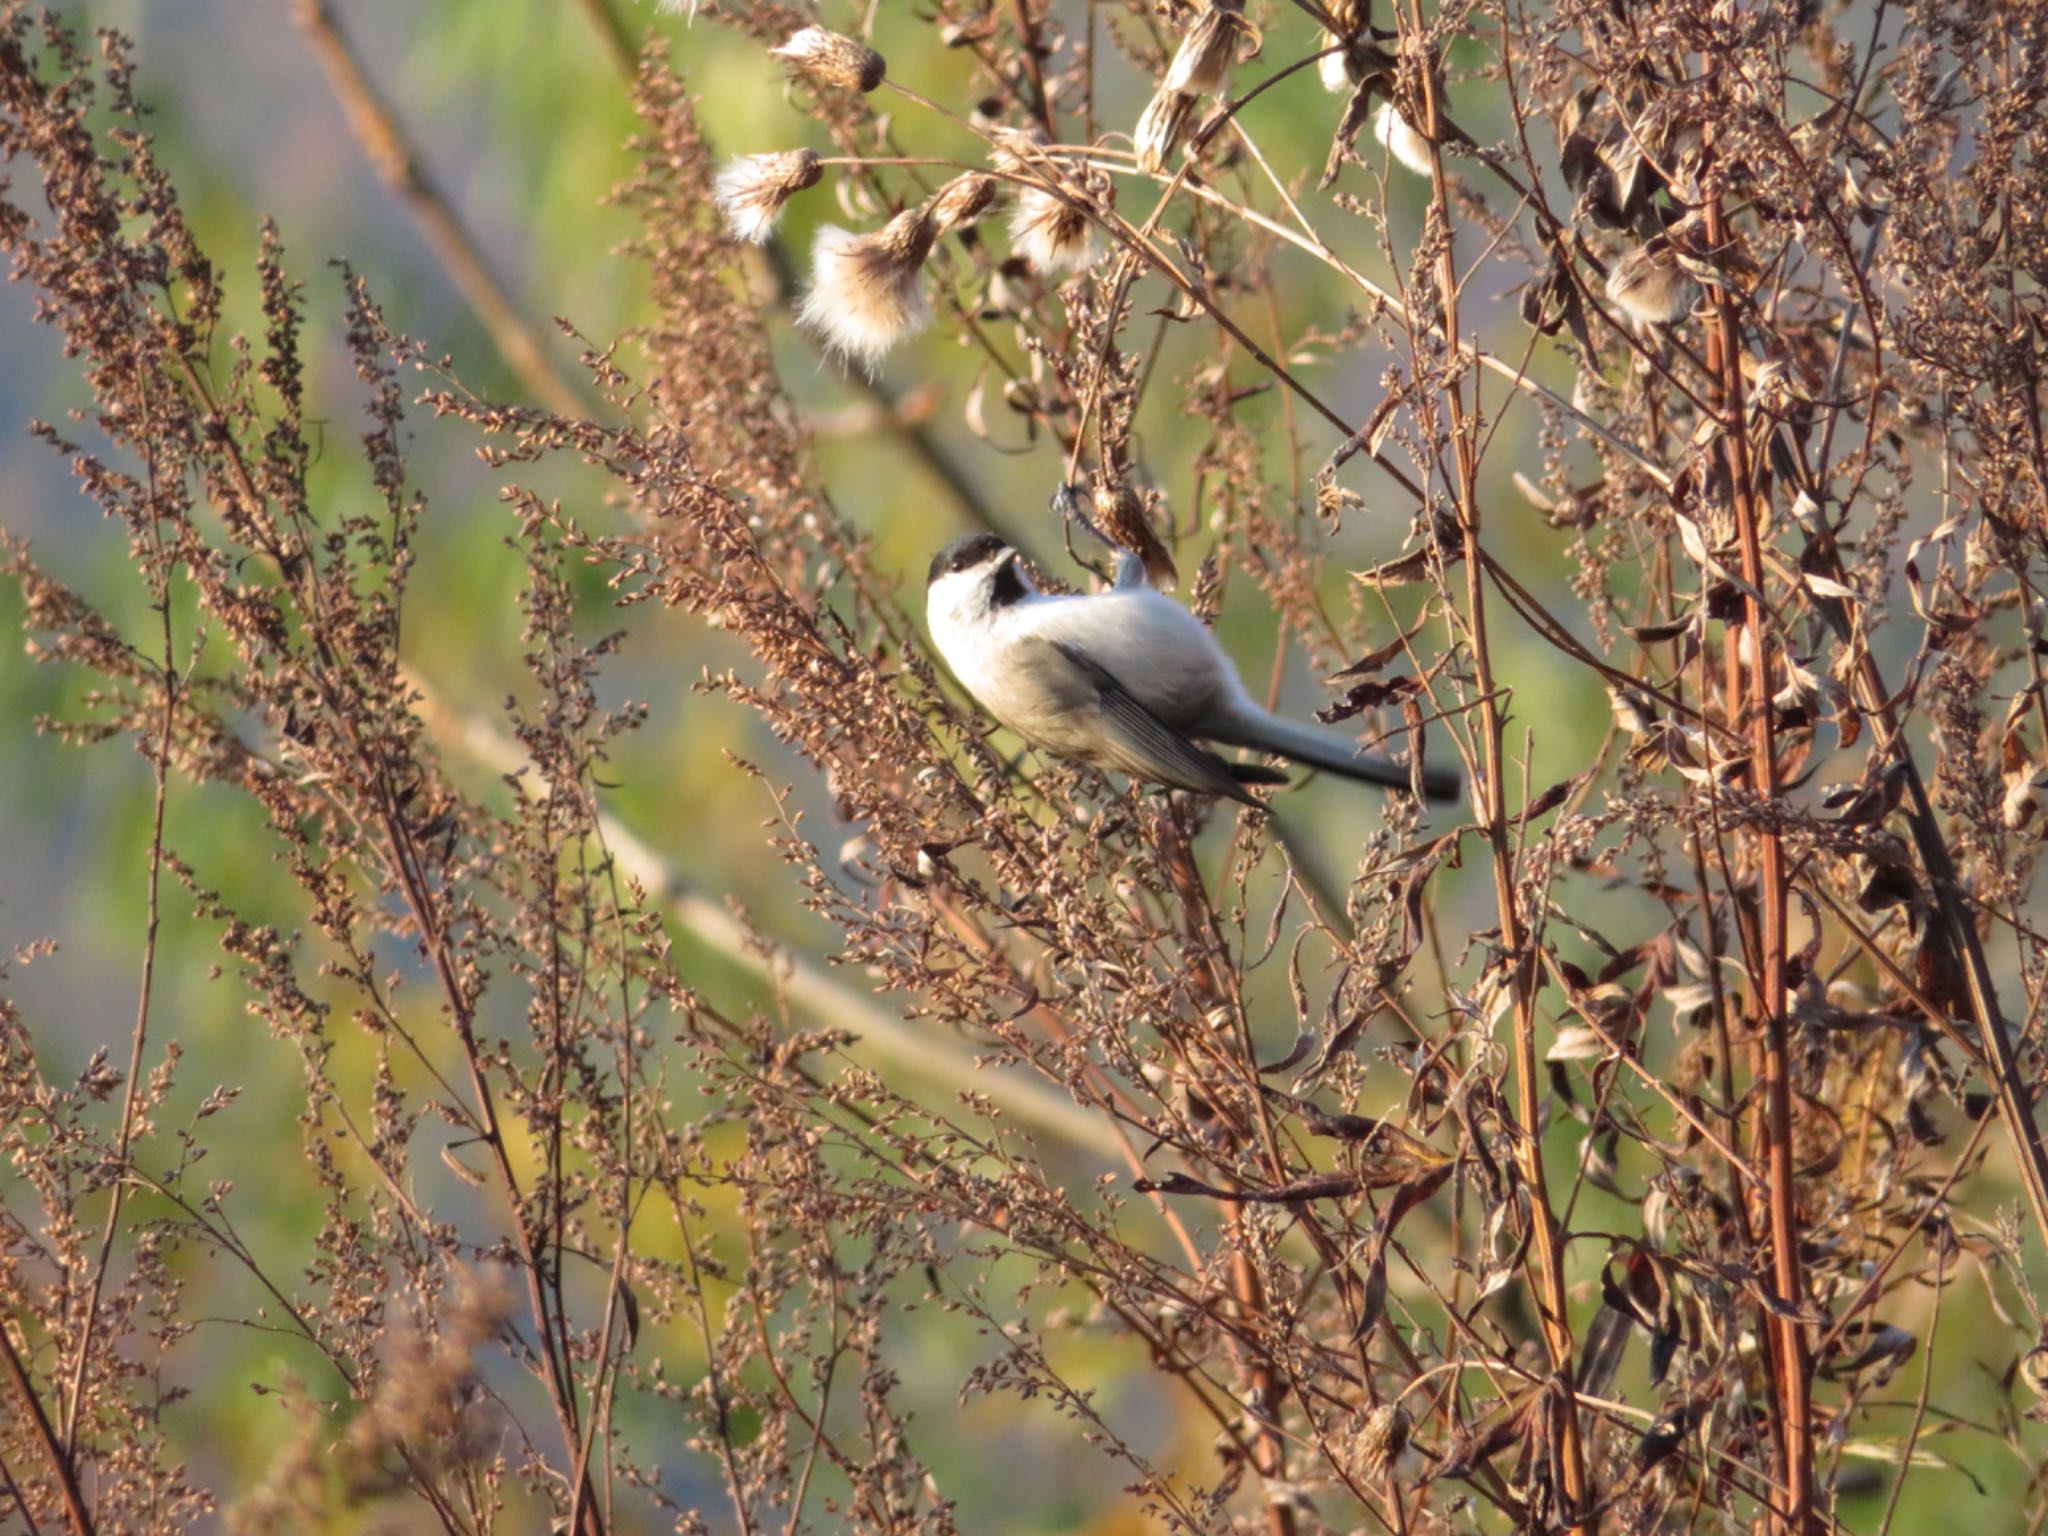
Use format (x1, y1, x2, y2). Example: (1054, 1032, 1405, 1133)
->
(60, 629, 172, 1450)
(1536, 951, 1765, 1182)
(1069, 150, 1676, 488)
(378, 783, 609, 1536)
(187, 354, 607, 1527)
(1010, 0, 1053, 134)
(0, 1322, 94, 1536)
(1228, 1239, 1298, 1536)
(1412, 35, 1592, 1531)
(1890, 739, 2048, 1240)
(292, 0, 591, 420)
(574, 0, 638, 81)
(1703, 185, 1812, 1536)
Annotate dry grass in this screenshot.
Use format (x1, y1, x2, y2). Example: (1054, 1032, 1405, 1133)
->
(3, 1, 2047, 1533)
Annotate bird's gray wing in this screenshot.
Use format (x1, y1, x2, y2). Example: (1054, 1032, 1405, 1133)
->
(1044, 640, 1267, 805)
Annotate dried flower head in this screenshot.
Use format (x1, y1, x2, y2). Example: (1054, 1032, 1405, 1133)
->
(929, 172, 998, 234)
(771, 25, 886, 93)
(712, 148, 822, 245)
(991, 132, 1098, 273)
(1162, 1, 1256, 97)
(1135, 87, 1198, 174)
(1009, 183, 1099, 274)
(1093, 478, 1178, 588)
(1373, 99, 1433, 176)
(1351, 1403, 1413, 1483)
(1606, 237, 1698, 326)
(797, 209, 936, 370)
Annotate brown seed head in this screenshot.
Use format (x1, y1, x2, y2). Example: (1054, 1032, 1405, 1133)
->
(772, 25, 887, 93)
(1134, 87, 1197, 174)
(1352, 1403, 1412, 1482)
(1162, 1, 1256, 97)
(713, 149, 823, 245)
(1606, 238, 1698, 327)
(1093, 479, 1178, 589)
(1009, 184, 1099, 275)
(798, 209, 937, 371)
(929, 173, 999, 234)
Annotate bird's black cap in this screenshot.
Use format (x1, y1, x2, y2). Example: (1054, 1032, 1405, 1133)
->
(927, 533, 1013, 586)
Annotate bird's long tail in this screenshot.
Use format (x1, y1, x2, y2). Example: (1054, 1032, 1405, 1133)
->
(1210, 703, 1463, 802)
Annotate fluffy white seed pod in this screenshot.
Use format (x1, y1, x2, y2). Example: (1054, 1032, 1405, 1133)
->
(1317, 1, 1372, 92)
(797, 210, 936, 371)
(1318, 33, 1353, 93)
(771, 25, 886, 93)
(1373, 100, 1433, 177)
(1008, 185, 1098, 274)
(712, 149, 822, 245)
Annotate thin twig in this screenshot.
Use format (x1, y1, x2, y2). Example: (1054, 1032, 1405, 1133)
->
(0, 1325, 95, 1536)
(292, 0, 592, 420)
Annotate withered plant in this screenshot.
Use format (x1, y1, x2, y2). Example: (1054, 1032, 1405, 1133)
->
(3, 1, 2047, 1534)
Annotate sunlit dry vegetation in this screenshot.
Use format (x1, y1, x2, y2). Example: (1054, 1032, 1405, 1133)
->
(3, 0, 2048, 1532)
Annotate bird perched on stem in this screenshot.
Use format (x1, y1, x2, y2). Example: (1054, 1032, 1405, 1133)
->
(925, 532, 1460, 805)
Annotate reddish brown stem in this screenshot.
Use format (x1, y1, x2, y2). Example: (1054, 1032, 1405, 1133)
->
(1701, 186, 1814, 1533)
(1411, 24, 1592, 1530)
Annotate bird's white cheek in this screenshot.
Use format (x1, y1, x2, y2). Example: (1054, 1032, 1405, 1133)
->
(925, 583, 998, 701)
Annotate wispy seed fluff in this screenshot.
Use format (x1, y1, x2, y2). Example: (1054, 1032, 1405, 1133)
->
(1319, 35, 1357, 93)
(713, 149, 822, 245)
(1009, 184, 1098, 274)
(798, 209, 936, 370)
(1373, 100, 1433, 176)
(771, 26, 886, 93)
(995, 134, 1100, 274)
(1605, 239, 1698, 326)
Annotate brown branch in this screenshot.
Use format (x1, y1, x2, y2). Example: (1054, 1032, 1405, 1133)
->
(1409, 18, 1593, 1530)
(1132, 1171, 1363, 1202)
(1703, 172, 1813, 1534)
(291, 0, 591, 421)
(574, 0, 640, 82)
(60, 523, 174, 1451)
(0, 1324, 95, 1536)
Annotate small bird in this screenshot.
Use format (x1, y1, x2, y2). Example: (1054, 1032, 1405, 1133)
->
(925, 533, 1460, 805)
